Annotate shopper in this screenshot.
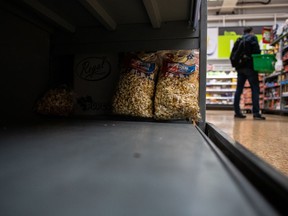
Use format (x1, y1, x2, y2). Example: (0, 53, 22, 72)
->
(231, 27, 266, 120)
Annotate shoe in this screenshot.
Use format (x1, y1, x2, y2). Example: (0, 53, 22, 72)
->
(253, 114, 266, 120)
(234, 114, 246, 118)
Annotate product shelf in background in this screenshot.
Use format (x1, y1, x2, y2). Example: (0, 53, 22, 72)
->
(270, 31, 288, 46)
(207, 76, 237, 79)
(207, 82, 237, 85)
(206, 89, 236, 92)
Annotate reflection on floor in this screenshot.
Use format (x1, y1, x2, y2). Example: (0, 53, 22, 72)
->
(206, 110, 288, 177)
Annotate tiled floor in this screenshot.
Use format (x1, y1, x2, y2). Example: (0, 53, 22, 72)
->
(206, 110, 288, 177)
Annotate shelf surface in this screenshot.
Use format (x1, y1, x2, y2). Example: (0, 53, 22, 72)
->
(207, 103, 233, 105)
(207, 82, 237, 85)
(262, 108, 282, 112)
(206, 89, 236, 92)
(207, 76, 237, 79)
(207, 96, 234, 99)
(0, 120, 276, 216)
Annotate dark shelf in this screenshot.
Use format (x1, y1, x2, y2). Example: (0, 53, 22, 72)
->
(262, 109, 281, 113)
(262, 109, 288, 115)
(2, 120, 281, 216)
(206, 104, 234, 110)
(282, 45, 288, 56)
(283, 59, 288, 66)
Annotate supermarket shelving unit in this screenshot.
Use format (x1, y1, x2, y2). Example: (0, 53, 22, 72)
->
(264, 31, 288, 114)
(263, 72, 282, 111)
(280, 45, 288, 111)
(206, 61, 237, 109)
(205, 61, 265, 112)
(1, 1, 288, 216)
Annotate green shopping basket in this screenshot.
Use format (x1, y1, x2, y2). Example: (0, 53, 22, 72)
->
(252, 54, 276, 73)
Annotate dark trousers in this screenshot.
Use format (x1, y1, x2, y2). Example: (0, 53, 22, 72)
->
(234, 68, 260, 115)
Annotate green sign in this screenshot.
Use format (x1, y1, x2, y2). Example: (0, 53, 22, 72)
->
(218, 31, 262, 58)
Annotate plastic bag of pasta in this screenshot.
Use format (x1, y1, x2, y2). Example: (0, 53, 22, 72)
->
(154, 50, 201, 121)
(112, 52, 158, 118)
(35, 85, 74, 116)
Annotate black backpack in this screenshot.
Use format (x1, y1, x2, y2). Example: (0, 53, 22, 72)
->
(230, 37, 245, 68)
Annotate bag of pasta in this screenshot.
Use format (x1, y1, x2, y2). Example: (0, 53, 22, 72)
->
(112, 52, 158, 118)
(35, 85, 74, 116)
(154, 50, 200, 121)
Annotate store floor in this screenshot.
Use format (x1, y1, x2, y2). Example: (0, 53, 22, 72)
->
(206, 110, 288, 177)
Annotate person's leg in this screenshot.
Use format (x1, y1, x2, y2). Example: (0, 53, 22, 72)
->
(234, 69, 247, 116)
(246, 69, 265, 119)
(246, 69, 260, 114)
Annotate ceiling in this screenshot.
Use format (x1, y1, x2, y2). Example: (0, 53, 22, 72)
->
(207, 0, 288, 21)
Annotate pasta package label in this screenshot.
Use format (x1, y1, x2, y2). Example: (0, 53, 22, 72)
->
(129, 58, 156, 79)
(130, 59, 156, 74)
(163, 62, 196, 77)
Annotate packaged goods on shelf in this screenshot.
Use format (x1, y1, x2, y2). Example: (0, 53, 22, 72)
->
(113, 50, 201, 121)
(154, 50, 200, 121)
(206, 64, 237, 107)
(272, 20, 288, 44)
(35, 85, 74, 116)
(112, 52, 159, 118)
(262, 27, 272, 44)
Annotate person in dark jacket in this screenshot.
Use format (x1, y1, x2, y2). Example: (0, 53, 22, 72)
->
(233, 27, 266, 120)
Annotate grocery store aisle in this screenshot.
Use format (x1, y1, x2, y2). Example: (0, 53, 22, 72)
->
(206, 110, 288, 177)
